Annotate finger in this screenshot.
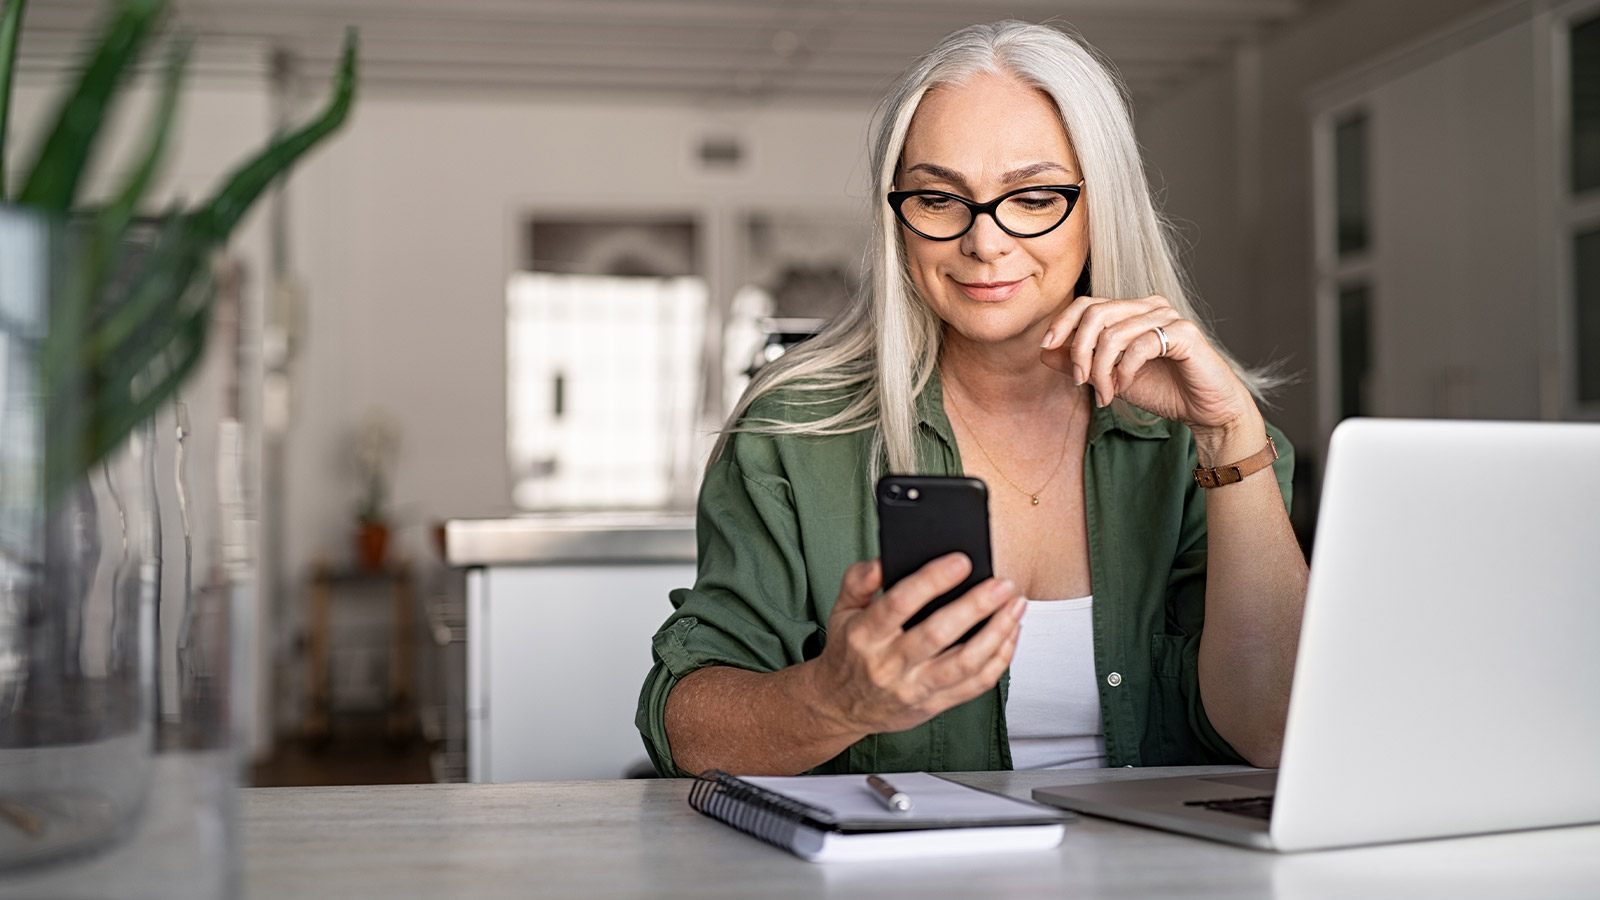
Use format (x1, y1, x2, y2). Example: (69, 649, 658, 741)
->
(1042, 291, 1171, 350)
(1040, 293, 1102, 351)
(926, 626, 1021, 712)
(869, 552, 972, 632)
(1088, 308, 1180, 406)
(834, 560, 882, 614)
(900, 576, 1020, 661)
(918, 592, 1025, 690)
(1066, 298, 1159, 389)
(951, 593, 1026, 667)
(1039, 295, 1101, 377)
(1147, 316, 1204, 363)
(1110, 318, 1178, 395)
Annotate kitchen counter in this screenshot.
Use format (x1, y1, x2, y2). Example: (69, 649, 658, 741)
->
(444, 511, 696, 567)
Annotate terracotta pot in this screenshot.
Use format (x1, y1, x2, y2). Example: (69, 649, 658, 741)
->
(356, 519, 390, 571)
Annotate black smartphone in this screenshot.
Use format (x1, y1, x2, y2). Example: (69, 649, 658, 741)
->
(875, 475, 994, 642)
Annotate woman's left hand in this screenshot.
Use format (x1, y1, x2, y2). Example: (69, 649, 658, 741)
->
(1039, 294, 1258, 435)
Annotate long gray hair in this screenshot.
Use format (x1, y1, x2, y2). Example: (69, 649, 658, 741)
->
(713, 20, 1278, 474)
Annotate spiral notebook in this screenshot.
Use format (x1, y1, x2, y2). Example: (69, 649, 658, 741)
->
(687, 771, 1070, 862)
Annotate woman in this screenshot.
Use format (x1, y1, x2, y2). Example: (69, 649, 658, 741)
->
(635, 21, 1308, 777)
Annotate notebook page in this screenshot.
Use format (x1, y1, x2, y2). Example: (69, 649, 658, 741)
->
(741, 772, 1062, 828)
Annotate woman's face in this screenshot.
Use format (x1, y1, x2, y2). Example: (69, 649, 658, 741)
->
(896, 70, 1088, 349)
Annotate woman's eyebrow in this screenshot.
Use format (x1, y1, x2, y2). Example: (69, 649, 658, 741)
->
(903, 162, 969, 189)
(1001, 161, 1073, 182)
(902, 161, 1073, 190)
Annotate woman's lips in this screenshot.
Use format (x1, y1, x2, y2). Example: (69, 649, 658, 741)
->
(953, 278, 1024, 302)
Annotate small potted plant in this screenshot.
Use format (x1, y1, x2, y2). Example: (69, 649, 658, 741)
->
(352, 408, 402, 570)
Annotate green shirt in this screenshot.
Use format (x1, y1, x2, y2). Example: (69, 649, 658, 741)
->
(636, 375, 1293, 776)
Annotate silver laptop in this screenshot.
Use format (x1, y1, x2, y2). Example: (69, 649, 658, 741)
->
(1034, 418, 1600, 852)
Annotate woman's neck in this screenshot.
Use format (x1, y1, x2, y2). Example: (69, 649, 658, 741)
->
(939, 327, 1080, 416)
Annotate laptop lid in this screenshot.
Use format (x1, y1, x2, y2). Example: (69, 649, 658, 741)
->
(1270, 418, 1600, 851)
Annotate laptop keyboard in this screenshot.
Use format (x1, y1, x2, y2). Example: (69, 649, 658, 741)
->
(1185, 795, 1274, 820)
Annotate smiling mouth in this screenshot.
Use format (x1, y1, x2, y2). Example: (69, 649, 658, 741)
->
(952, 277, 1025, 301)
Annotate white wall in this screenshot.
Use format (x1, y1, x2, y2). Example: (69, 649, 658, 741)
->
(1355, 18, 1542, 422)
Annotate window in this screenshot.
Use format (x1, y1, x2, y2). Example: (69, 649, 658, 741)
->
(1337, 283, 1373, 419)
(1573, 228, 1600, 404)
(1334, 113, 1371, 258)
(1320, 107, 1375, 432)
(1571, 15, 1600, 193)
(1570, 14, 1600, 411)
(507, 218, 707, 510)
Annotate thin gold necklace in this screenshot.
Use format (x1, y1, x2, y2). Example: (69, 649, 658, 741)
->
(945, 383, 1079, 507)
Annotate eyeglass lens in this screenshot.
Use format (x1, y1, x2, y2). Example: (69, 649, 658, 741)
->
(899, 189, 1073, 239)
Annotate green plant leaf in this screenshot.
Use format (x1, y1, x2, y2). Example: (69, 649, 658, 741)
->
(0, 0, 29, 202)
(86, 222, 205, 381)
(43, 222, 210, 501)
(45, 283, 211, 499)
(27, 9, 361, 506)
(198, 27, 357, 241)
(64, 37, 189, 385)
(100, 34, 189, 242)
(16, 0, 165, 212)
(85, 285, 211, 472)
(86, 210, 191, 349)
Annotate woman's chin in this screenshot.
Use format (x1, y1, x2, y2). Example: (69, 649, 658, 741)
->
(942, 315, 1047, 350)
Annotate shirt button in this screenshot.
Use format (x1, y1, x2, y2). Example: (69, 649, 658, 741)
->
(1107, 672, 1123, 687)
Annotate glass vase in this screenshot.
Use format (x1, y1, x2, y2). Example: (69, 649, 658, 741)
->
(0, 206, 247, 898)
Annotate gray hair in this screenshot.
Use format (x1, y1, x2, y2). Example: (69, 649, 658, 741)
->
(713, 20, 1279, 474)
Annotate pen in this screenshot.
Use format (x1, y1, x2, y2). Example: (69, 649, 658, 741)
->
(867, 774, 913, 813)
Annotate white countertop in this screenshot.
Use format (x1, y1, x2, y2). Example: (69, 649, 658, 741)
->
(445, 511, 696, 566)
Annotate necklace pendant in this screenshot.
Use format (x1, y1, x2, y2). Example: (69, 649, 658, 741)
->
(1030, 494, 1040, 506)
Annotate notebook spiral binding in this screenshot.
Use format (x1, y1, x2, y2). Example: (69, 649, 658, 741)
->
(688, 770, 836, 849)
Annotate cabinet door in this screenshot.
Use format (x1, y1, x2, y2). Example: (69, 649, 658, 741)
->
(470, 564, 692, 782)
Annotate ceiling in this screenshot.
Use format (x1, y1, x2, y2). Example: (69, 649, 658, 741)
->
(17, 0, 1322, 107)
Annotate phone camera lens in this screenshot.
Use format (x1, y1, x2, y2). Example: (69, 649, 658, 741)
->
(887, 484, 902, 500)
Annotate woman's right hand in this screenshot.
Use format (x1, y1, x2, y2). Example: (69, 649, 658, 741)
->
(807, 554, 1026, 737)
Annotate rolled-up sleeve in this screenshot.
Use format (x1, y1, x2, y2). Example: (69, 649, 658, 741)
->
(635, 432, 827, 777)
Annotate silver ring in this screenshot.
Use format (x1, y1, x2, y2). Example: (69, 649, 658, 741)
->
(1153, 325, 1171, 358)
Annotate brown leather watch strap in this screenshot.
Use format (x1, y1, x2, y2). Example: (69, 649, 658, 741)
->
(1193, 435, 1278, 489)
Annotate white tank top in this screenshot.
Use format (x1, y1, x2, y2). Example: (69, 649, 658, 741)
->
(1005, 595, 1108, 770)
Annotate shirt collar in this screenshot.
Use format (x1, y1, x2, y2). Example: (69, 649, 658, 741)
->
(915, 368, 958, 447)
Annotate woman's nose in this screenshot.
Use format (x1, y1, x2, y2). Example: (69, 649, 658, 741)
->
(959, 210, 1013, 261)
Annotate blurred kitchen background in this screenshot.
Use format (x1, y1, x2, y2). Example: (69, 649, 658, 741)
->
(5, 0, 1594, 786)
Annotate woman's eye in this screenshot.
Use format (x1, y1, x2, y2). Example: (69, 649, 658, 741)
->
(913, 195, 955, 211)
(1011, 193, 1063, 210)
